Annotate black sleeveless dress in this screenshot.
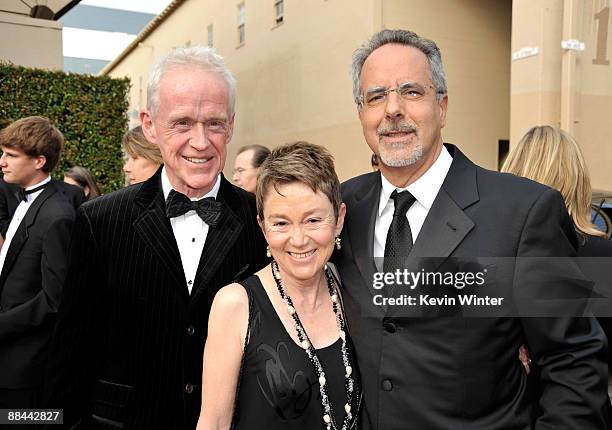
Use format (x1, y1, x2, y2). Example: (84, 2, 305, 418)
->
(231, 275, 360, 429)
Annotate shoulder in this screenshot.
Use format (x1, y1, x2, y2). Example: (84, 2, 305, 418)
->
(341, 171, 379, 200)
(80, 182, 144, 215)
(214, 283, 249, 310)
(579, 235, 612, 257)
(473, 163, 558, 208)
(210, 283, 250, 327)
(218, 176, 258, 220)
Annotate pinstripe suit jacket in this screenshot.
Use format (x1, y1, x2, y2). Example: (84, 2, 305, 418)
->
(45, 169, 268, 429)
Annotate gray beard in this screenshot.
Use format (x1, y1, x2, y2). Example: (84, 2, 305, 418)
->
(379, 143, 423, 167)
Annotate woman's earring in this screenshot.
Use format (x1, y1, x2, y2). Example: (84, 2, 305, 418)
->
(266, 245, 271, 258)
(335, 237, 342, 250)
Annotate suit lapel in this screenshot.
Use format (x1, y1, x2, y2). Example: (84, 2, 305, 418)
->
(0, 181, 57, 289)
(191, 176, 243, 301)
(387, 144, 478, 317)
(133, 169, 186, 291)
(345, 172, 384, 313)
(410, 144, 478, 267)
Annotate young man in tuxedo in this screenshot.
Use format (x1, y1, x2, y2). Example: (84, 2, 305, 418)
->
(45, 47, 268, 429)
(334, 29, 609, 429)
(0, 116, 82, 415)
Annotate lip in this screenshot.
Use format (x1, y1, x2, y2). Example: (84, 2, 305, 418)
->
(380, 131, 414, 143)
(287, 249, 317, 261)
(183, 156, 212, 164)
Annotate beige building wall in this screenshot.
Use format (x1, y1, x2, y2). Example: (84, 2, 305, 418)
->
(0, 11, 63, 70)
(511, 0, 612, 192)
(107, 0, 513, 181)
(108, 0, 377, 181)
(383, 0, 512, 170)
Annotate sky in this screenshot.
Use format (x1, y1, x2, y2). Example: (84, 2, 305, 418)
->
(79, 0, 171, 14)
(62, 0, 172, 62)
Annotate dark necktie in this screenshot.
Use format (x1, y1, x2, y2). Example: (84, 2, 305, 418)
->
(17, 182, 48, 202)
(383, 190, 417, 274)
(165, 189, 224, 227)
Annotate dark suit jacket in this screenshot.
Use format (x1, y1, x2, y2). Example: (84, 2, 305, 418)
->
(45, 169, 268, 429)
(578, 234, 612, 370)
(0, 177, 19, 237)
(334, 144, 609, 429)
(1, 178, 83, 238)
(0, 179, 79, 389)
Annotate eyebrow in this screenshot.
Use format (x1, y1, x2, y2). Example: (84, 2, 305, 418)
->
(365, 81, 425, 93)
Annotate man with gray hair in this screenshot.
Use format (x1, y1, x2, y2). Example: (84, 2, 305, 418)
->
(334, 29, 609, 429)
(45, 46, 268, 429)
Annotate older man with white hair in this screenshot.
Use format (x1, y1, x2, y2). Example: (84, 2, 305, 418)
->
(45, 46, 268, 429)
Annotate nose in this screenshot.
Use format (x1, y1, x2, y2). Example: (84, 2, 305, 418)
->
(384, 91, 404, 121)
(0, 153, 6, 166)
(289, 225, 307, 248)
(123, 158, 132, 173)
(232, 172, 240, 183)
(190, 122, 211, 151)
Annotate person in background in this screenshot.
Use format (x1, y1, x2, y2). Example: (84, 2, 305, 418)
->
(502, 125, 612, 375)
(0, 116, 81, 425)
(122, 125, 163, 185)
(232, 144, 270, 193)
(64, 166, 101, 200)
(198, 142, 361, 430)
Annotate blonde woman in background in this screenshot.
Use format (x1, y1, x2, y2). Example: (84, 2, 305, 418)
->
(122, 125, 163, 184)
(502, 125, 612, 378)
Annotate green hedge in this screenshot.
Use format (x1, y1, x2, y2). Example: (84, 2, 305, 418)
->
(0, 63, 130, 194)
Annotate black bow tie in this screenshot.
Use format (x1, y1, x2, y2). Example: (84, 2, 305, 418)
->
(165, 189, 224, 227)
(17, 183, 48, 202)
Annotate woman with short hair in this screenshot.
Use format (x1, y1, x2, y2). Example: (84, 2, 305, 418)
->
(198, 141, 361, 430)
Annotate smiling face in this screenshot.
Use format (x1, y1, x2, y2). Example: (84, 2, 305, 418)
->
(259, 182, 345, 285)
(358, 43, 448, 186)
(0, 146, 46, 187)
(140, 66, 234, 198)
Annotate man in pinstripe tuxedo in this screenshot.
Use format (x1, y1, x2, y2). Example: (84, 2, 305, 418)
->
(45, 46, 268, 429)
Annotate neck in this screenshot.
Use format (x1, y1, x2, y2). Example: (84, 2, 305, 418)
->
(23, 173, 50, 189)
(381, 140, 443, 188)
(276, 265, 328, 310)
(166, 170, 216, 199)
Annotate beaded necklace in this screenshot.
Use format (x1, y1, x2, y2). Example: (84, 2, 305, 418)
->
(271, 260, 357, 430)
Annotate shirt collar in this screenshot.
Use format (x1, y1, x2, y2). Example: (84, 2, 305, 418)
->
(25, 175, 51, 192)
(378, 145, 453, 216)
(161, 166, 221, 202)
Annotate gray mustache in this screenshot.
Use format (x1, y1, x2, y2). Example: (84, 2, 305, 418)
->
(377, 122, 417, 136)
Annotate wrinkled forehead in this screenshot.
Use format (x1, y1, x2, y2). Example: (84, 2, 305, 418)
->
(158, 66, 232, 115)
(361, 44, 432, 89)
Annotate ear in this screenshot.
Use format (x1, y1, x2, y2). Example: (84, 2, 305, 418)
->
(226, 113, 235, 143)
(257, 214, 267, 240)
(438, 94, 449, 128)
(335, 202, 347, 237)
(140, 110, 157, 144)
(34, 155, 46, 171)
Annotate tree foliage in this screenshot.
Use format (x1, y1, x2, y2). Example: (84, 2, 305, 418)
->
(0, 63, 130, 193)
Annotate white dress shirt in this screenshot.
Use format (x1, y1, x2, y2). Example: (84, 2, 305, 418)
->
(161, 167, 221, 294)
(374, 146, 453, 268)
(0, 176, 51, 274)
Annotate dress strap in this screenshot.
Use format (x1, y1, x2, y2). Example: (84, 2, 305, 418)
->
(230, 280, 254, 430)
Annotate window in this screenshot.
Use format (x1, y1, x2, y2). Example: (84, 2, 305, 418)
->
(207, 24, 213, 47)
(237, 3, 245, 45)
(274, 0, 284, 25)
